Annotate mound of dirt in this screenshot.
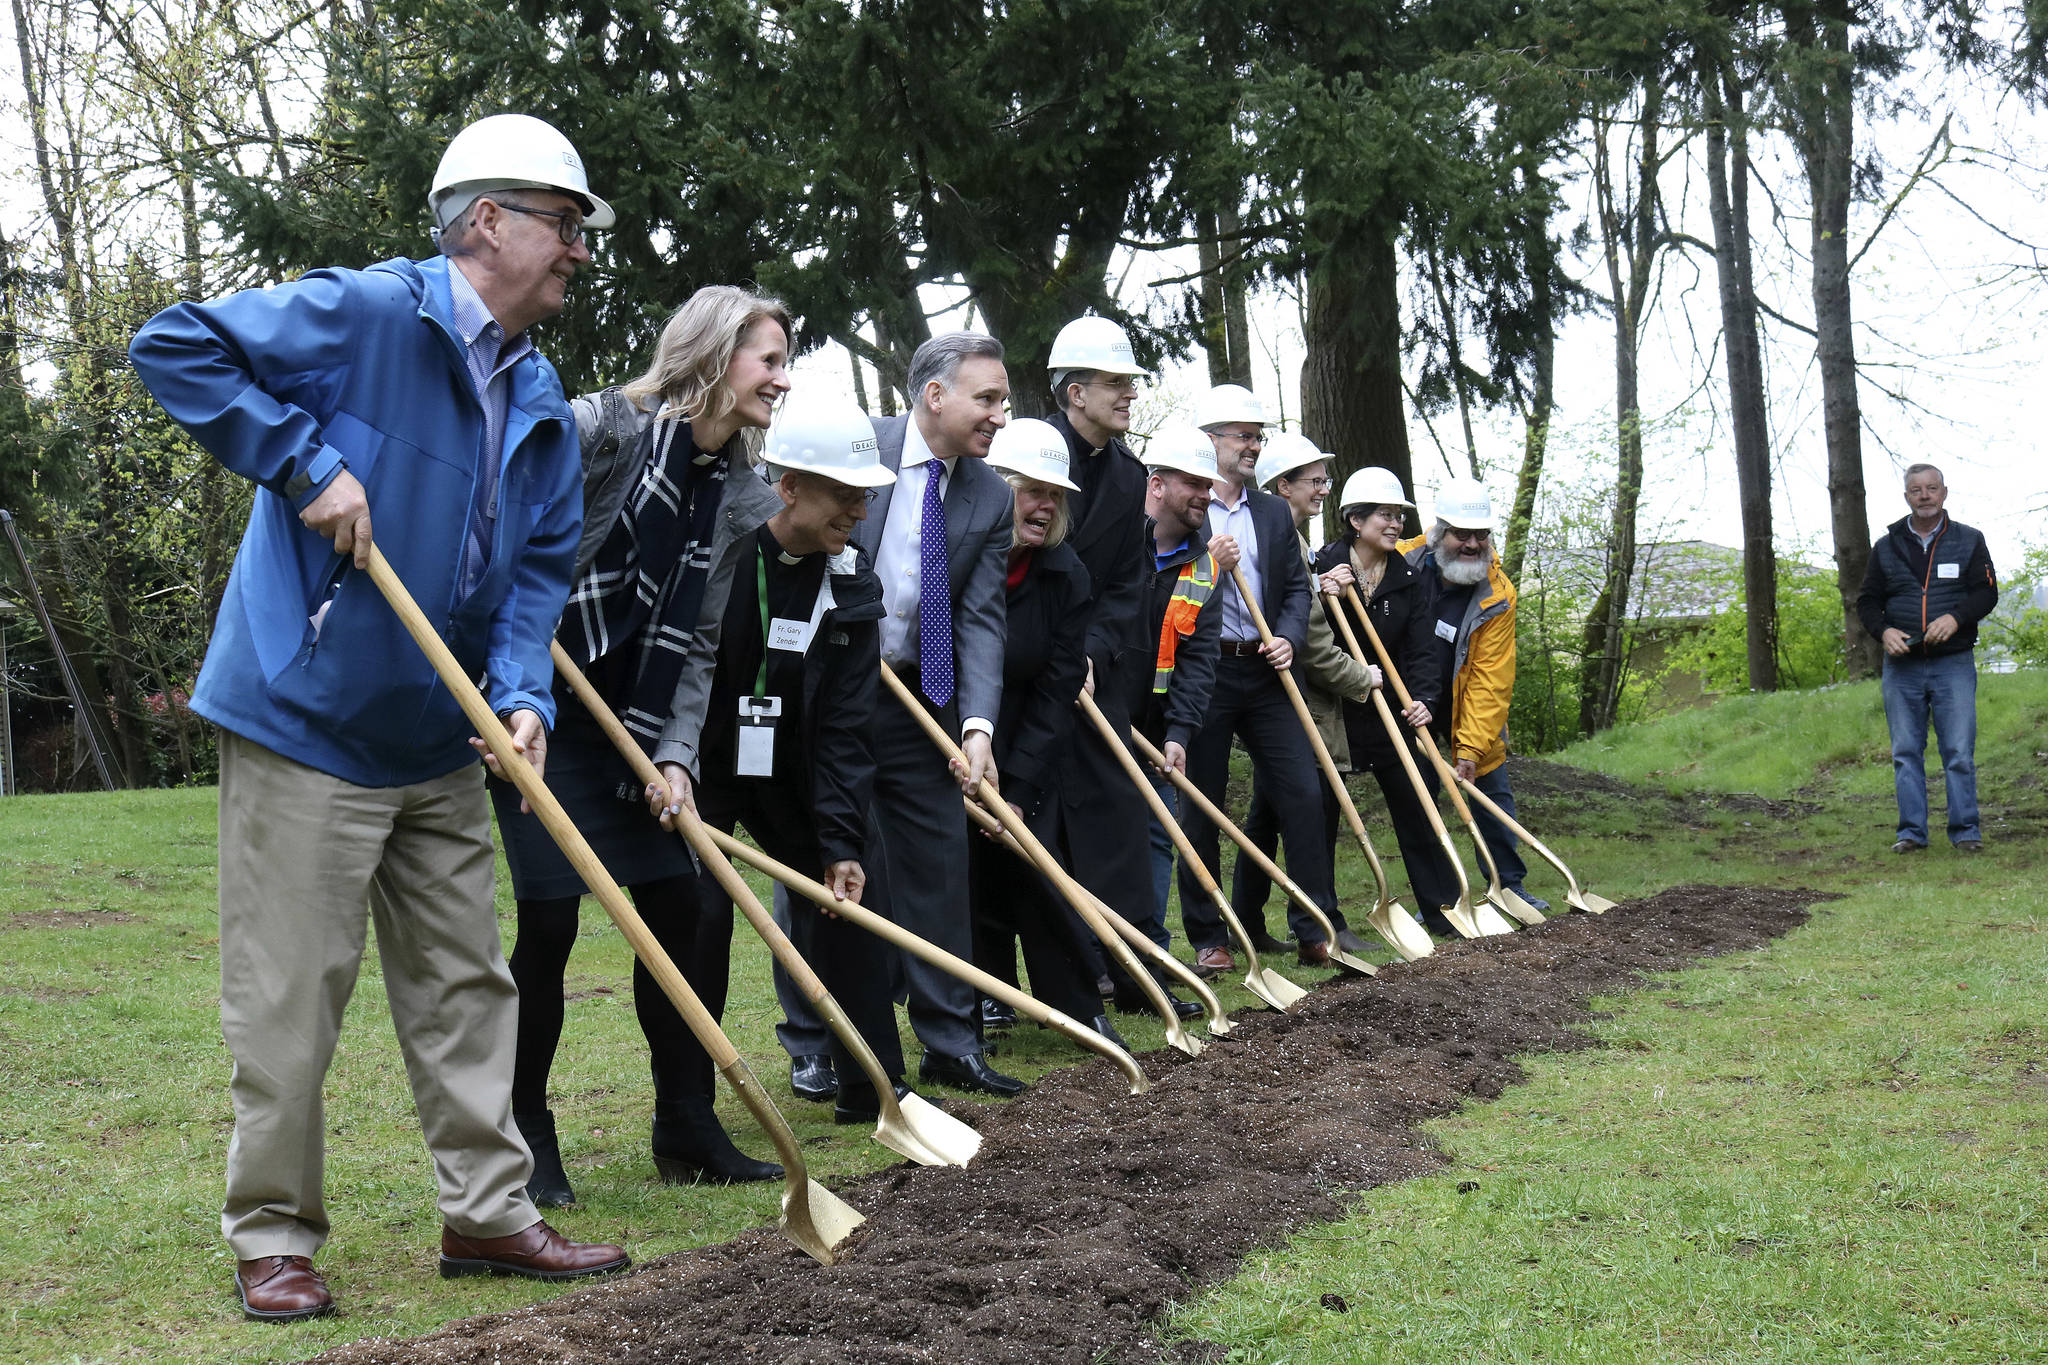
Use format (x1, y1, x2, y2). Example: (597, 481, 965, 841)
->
(315, 884, 1813, 1365)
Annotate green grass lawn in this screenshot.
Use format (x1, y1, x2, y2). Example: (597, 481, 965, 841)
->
(1166, 670, 2048, 1363)
(4, 671, 2044, 1362)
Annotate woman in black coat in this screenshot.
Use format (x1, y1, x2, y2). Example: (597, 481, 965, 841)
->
(1313, 471, 1463, 935)
(966, 420, 1117, 1042)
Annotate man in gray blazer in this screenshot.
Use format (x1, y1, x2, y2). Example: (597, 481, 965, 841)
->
(775, 332, 1022, 1098)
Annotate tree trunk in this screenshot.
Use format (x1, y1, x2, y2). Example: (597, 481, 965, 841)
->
(1198, 212, 1231, 386)
(1219, 208, 1253, 387)
(1801, 2, 1881, 677)
(1502, 242, 1552, 588)
(1704, 66, 1779, 692)
(1303, 229, 1411, 541)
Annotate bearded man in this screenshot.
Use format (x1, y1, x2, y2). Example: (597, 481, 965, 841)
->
(1398, 478, 1545, 912)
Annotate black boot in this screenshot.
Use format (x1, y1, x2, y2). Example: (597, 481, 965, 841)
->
(651, 1098, 783, 1185)
(515, 1110, 577, 1209)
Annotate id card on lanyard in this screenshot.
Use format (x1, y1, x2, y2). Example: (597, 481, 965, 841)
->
(735, 552, 830, 777)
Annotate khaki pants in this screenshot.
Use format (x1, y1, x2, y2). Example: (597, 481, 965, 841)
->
(217, 731, 536, 1258)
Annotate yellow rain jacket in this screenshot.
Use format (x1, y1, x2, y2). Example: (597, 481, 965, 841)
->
(1398, 535, 1516, 776)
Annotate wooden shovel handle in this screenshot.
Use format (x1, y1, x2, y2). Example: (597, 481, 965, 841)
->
(547, 642, 898, 1101)
(363, 548, 736, 1067)
(1340, 583, 1483, 830)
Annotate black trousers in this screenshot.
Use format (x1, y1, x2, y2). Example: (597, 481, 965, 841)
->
(508, 872, 723, 1113)
(1179, 655, 1338, 951)
(970, 797, 1102, 1027)
(1055, 675, 1160, 996)
(698, 777, 905, 1087)
(1231, 777, 1354, 941)
(1351, 740, 1464, 923)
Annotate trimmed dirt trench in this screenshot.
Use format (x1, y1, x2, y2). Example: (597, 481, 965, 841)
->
(316, 884, 1814, 1365)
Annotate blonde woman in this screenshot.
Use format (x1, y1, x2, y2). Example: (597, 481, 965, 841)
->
(487, 286, 791, 1204)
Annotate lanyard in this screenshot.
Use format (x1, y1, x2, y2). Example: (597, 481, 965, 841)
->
(754, 550, 770, 699)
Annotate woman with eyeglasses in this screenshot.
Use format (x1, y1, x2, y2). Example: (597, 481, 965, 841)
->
(485, 285, 794, 1205)
(963, 419, 1126, 1045)
(1312, 466, 1465, 938)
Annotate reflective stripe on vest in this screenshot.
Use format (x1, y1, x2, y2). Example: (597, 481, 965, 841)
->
(1154, 551, 1219, 693)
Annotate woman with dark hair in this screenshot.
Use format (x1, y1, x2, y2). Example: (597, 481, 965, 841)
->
(1312, 467, 1463, 936)
(486, 285, 793, 1205)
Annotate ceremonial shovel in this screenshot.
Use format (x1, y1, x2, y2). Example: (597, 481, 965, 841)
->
(1226, 566, 1436, 961)
(696, 822, 1151, 1092)
(1340, 585, 1559, 924)
(877, 664, 1204, 1053)
(1122, 726, 1375, 976)
(1322, 593, 1515, 938)
(364, 548, 861, 1266)
(1074, 692, 1306, 1011)
(956, 797, 1234, 1037)
(550, 643, 981, 1169)
(1452, 779, 1619, 915)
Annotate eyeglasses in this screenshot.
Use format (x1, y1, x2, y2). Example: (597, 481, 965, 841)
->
(1443, 526, 1492, 543)
(1297, 476, 1334, 490)
(494, 201, 586, 247)
(1089, 376, 1140, 396)
(823, 484, 881, 509)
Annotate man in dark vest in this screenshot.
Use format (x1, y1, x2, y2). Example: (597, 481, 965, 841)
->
(1856, 463, 1998, 854)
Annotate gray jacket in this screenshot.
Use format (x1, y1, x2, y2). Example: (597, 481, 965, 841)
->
(858, 414, 1011, 728)
(570, 389, 783, 776)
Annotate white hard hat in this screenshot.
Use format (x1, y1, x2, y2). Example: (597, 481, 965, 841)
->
(430, 114, 615, 232)
(1433, 477, 1495, 529)
(1194, 384, 1265, 431)
(987, 418, 1080, 491)
(1142, 426, 1222, 483)
(1047, 315, 1147, 378)
(1337, 466, 1415, 512)
(1256, 431, 1326, 488)
(764, 394, 895, 488)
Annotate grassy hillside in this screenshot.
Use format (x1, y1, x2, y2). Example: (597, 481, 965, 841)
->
(1169, 669, 2048, 1362)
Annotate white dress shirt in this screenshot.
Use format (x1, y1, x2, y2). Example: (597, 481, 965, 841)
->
(1208, 480, 1262, 643)
(875, 416, 992, 738)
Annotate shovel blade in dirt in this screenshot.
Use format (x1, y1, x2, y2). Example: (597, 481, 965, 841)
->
(1570, 888, 1619, 914)
(1490, 883, 1548, 926)
(891, 1093, 981, 1166)
(1245, 966, 1310, 1010)
(782, 1178, 866, 1266)
(1368, 899, 1436, 962)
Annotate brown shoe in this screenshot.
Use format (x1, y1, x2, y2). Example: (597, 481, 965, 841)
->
(439, 1220, 630, 1281)
(1193, 946, 1235, 977)
(235, 1255, 334, 1323)
(1297, 939, 1332, 967)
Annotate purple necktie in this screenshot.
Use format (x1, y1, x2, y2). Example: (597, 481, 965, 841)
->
(918, 458, 955, 707)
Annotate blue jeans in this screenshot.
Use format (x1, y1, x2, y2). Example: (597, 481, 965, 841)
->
(1882, 651, 1980, 845)
(1146, 770, 1177, 949)
(1470, 762, 1531, 891)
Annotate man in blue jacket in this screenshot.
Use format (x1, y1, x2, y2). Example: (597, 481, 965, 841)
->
(129, 114, 627, 1322)
(1855, 463, 1999, 855)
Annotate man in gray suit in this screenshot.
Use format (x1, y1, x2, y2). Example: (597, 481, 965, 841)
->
(776, 332, 1022, 1098)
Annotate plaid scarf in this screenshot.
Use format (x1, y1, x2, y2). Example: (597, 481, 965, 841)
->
(559, 418, 729, 750)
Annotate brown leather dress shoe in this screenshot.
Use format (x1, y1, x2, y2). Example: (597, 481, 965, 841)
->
(1297, 938, 1332, 967)
(439, 1220, 630, 1281)
(235, 1255, 334, 1323)
(1194, 946, 1235, 977)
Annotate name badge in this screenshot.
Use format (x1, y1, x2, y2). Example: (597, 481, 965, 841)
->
(768, 616, 814, 651)
(736, 695, 782, 777)
(1936, 562, 1959, 580)
(1434, 619, 1458, 642)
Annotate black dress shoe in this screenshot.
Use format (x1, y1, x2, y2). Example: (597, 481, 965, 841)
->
(979, 996, 1017, 1032)
(515, 1110, 577, 1208)
(1112, 986, 1203, 1020)
(919, 1049, 1026, 1097)
(1247, 927, 1291, 954)
(834, 1079, 929, 1125)
(789, 1054, 837, 1102)
(651, 1098, 783, 1184)
(1088, 1014, 1128, 1049)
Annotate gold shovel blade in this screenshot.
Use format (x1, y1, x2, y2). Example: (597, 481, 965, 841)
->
(1471, 900, 1519, 936)
(889, 1093, 981, 1166)
(1166, 1024, 1205, 1057)
(781, 1178, 865, 1266)
(1490, 884, 1547, 925)
(1441, 901, 1484, 939)
(1571, 888, 1619, 913)
(1239, 969, 1295, 1011)
(1369, 900, 1436, 961)
(1329, 946, 1379, 975)
(1260, 968, 1311, 1007)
